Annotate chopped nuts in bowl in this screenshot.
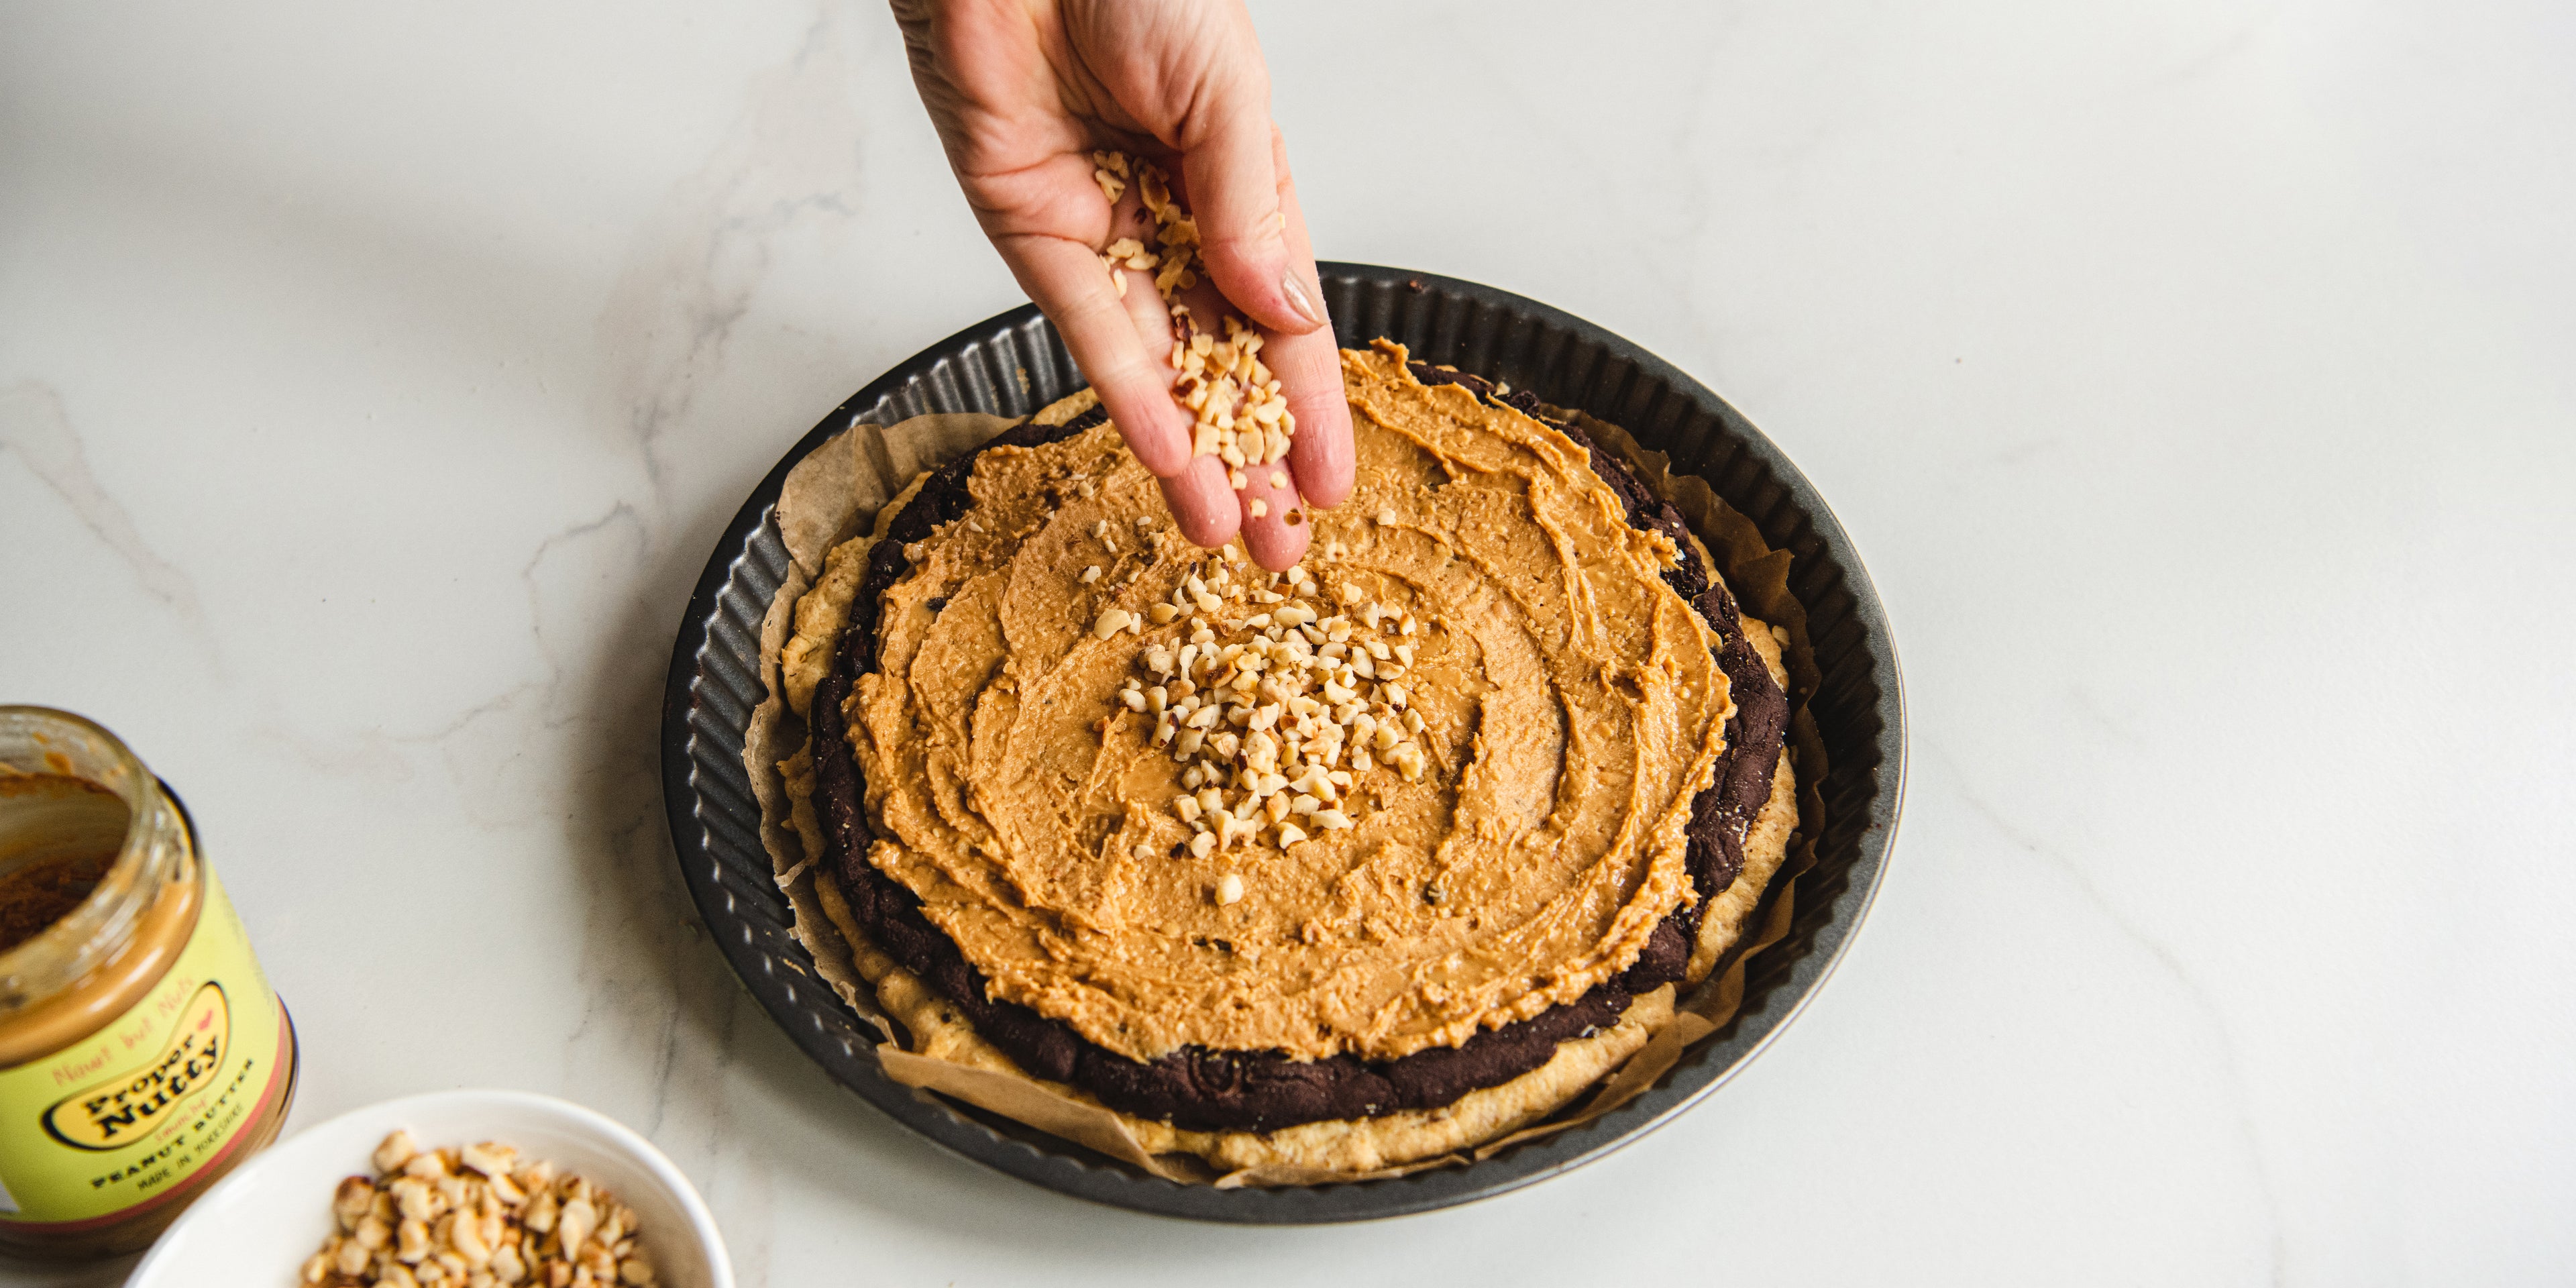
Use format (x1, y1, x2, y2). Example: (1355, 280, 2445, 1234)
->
(303, 1130, 657, 1287)
(125, 1091, 730, 1288)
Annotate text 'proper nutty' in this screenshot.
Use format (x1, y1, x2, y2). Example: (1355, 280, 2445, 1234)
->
(301, 1131, 655, 1288)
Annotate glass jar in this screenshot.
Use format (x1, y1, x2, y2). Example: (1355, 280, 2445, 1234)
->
(0, 706, 298, 1258)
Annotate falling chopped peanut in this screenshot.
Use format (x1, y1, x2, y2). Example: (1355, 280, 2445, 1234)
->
(1093, 151, 1301, 495)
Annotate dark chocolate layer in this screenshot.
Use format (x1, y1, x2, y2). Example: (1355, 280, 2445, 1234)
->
(808, 376, 1786, 1132)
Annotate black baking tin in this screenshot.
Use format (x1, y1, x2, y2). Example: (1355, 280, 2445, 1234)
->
(659, 264, 1906, 1223)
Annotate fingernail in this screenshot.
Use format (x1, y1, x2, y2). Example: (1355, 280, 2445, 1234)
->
(1281, 273, 1326, 329)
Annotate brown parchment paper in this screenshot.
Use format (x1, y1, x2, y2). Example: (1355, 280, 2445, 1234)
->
(741, 395, 1827, 1187)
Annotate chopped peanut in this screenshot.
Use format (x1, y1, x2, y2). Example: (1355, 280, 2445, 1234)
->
(304, 1134, 657, 1288)
(1093, 152, 1300, 492)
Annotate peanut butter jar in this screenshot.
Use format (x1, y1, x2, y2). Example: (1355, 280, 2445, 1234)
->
(0, 706, 298, 1258)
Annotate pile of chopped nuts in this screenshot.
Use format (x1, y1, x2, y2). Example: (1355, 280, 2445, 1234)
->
(1091, 150, 1299, 492)
(1100, 531, 1428, 885)
(301, 1130, 655, 1288)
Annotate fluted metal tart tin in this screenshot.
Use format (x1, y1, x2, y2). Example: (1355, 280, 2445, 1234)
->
(661, 263, 1905, 1223)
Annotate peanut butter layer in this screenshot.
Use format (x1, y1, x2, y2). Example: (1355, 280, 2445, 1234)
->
(839, 344, 1735, 1065)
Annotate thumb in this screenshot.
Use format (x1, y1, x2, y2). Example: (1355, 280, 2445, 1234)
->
(1181, 106, 1325, 335)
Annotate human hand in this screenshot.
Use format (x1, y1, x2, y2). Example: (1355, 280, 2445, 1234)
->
(895, 0, 1353, 570)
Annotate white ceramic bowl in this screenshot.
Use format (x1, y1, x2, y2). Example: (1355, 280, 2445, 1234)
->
(126, 1089, 733, 1287)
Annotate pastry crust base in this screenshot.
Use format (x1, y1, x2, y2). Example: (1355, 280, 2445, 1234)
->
(814, 871, 1676, 1175)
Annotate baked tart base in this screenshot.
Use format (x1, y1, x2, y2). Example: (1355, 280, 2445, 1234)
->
(769, 345, 1800, 1178)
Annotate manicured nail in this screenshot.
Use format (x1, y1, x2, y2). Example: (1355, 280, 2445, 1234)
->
(1281, 272, 1325, 329)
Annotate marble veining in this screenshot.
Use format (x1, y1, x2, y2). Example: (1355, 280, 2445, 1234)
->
(0, 382, 221, 670)
(1944, 753, 2288, 1283)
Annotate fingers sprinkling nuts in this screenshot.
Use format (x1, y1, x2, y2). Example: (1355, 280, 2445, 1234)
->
(1093, 152, 1299, 476)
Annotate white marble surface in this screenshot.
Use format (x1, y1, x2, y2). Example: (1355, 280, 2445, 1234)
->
(5, 0, 2571, 1282)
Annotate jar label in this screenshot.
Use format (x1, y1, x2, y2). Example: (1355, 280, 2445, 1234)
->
(0, 869, 286, 1228)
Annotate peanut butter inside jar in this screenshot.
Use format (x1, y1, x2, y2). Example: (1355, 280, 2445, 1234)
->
(0, 707, 298, 1259)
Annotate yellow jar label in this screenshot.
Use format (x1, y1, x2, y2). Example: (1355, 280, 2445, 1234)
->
(0, 869, 285, 1228)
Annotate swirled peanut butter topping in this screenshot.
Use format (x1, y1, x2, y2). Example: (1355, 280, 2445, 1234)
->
(847, 343, 1734, 1063)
